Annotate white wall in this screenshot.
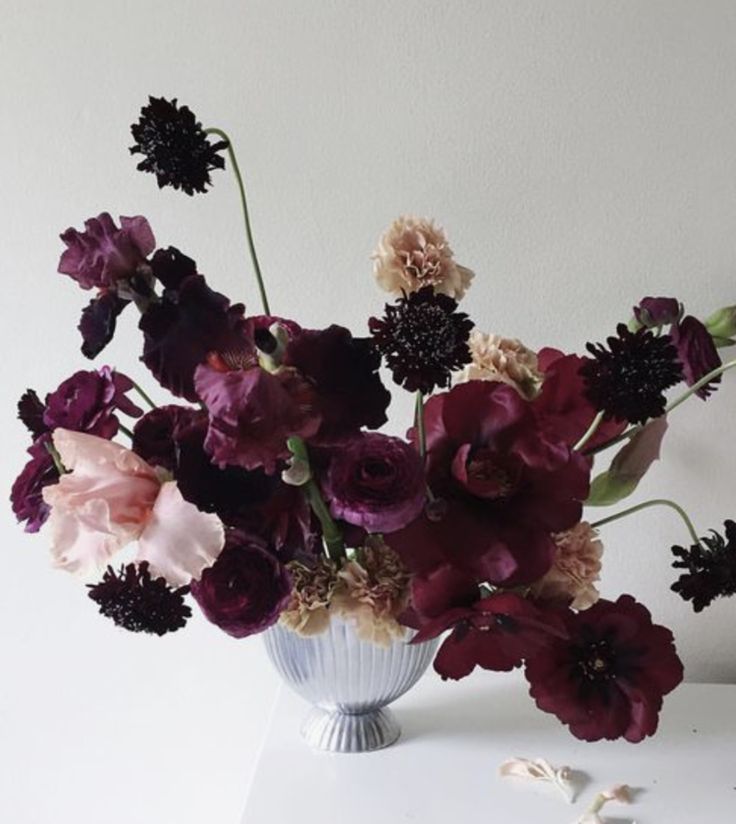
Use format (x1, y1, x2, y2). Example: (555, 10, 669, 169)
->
(2, 1, 736, 820)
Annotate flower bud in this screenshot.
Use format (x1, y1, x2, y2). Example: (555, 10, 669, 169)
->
(705, 305, 736, 342)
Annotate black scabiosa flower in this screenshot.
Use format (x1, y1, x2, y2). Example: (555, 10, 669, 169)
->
(671, 521, 736, 612)
(88, 562, 191, 635)
(369, 286, 473, 394)
(579, 324, 683, 425)
(130, 97, 228, 195)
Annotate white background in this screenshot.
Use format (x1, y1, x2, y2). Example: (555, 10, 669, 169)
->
(2, 1, 736, 821)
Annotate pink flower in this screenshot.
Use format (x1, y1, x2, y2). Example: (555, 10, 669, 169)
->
(42, 429, 224, 585)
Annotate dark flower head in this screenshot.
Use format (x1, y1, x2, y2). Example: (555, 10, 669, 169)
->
(369, 286, 473, 394)
(190, 529, 292, 638)
(633, 296, 682, 328)
(79, 291, 130, 359)
(10, 436, 59, 533)
(671, 315, 722, 399)
(139, 247, 254, 401)
(320, 432, 426, 534)
(284, 325, 390, 442)
(130, 96, 228, 195)
(17, 390, 47, 439)
(671, 521, 736, 612)
(412, 593, 567, 681)
(580, 324, 684, 425)
(87, 562, 191, 636)
(525, 595, 683, 742)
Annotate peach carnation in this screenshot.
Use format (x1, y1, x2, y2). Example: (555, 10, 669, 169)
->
(279, 557, 338, 637)
(453, 329, 543, 400)
(531, 522, 603, 611)
(372, 216, 474, 299)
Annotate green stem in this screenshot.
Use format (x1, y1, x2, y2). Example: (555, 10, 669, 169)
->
(573, 410, 604, 452)
(118, 424, 134, 440)
(415, 391, 427, 459)
(45, 441, 66, 475)
(205, 127, 271, 315)
(590, 498, 700, 546)
(131, 380, 157, 411)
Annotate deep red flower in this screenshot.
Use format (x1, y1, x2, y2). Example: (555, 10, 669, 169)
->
(634, 296, 682, 328)
(10, 436, 59, 533)
(413, 593, 567, 680)
(389, 381, 591, 588)
(525, 595, 683, 742)
(671, 315, 722, 399)
(190, 530, 292, 638)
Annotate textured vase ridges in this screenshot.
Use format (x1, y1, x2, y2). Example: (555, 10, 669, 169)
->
(264, 617, 438, 752)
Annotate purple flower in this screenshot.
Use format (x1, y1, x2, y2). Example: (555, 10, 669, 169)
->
(320, 433, 426, 533)
(634, 297, 682, 328)
(284, 325, 390, 442)
(58, 213, 155, 291)
(671, 315, 722, 399)
(139, 247, 254, 401)
(10, 436, 59, 532)
(190, 530, 292, 638)
(17, 390, 47, 439)
(78, 291, 130, 359)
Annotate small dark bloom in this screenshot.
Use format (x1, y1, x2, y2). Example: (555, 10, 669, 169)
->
(17, 390, 47, 438)
(79, 291, 130, 359)
(10, 436, 59, 533)
(370, 286, 473, 394)
(580, 324, 684, 425)
(284, 325, 390, 442)
(190, 530, 292, 638)
(671, 315, 722, 399)
(671, 521, 736, 611)
(633, 296, 682, 328)
(88, 562, 191, 636)
(525, 595, 683, 742)
(130, 96, 228, 195)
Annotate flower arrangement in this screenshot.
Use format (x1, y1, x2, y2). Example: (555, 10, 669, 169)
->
(12, 96, 736, 745)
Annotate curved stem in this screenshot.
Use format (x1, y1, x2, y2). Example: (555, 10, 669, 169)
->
(205, 127, 271, 315)
(573, 411, 604, 452)
(415, 391, 427, 459)
(118, 423, 134, 440)
(590, 498, 700, 547)
(130, 380, 157, 411)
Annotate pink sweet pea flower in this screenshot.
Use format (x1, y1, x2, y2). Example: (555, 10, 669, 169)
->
(42, 429, 224, 585)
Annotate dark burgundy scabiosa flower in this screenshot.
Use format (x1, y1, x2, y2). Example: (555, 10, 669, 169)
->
(633, 296, 682, 328)
(87, 562, 191, 636)
(369, 286, 473, 394)
(139, 247, 254, 401)
(580, 324, 684, 425)
(190, 530, 292, 638)
(130, 96, 228, 195)
(10, 436, 60, 533)
(525, 595, 683, 742)
(387, 381, 591, 588)
(320, 432, 426, 534)
(284, 325, 390, 442)
(671, 315, 722, 399)
(671, 521, 736, 612)
(412, 593, 566, 681)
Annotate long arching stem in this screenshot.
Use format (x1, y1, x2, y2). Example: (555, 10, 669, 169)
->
(590, 498, 700, 546)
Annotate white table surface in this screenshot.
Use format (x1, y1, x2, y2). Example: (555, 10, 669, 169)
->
(241, 672, 736, 823)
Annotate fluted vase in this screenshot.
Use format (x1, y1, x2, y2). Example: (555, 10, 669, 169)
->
(264, 617, 438, 753)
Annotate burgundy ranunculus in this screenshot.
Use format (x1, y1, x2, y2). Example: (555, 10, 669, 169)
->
(525, 595, 683, 742)
(389, 381, 591, 589)
(634, 296, 682, 328)
(533, 348, 626, 450)
(671, 315, 722, 399)
(320, 432, 425, 534)
(284, 325, 390, 442)
(11, 436, 60, 532)
(58, 212, 155, 291)
(413, 593, 567, 681)
(195, 363, 321, 474)
(42, 367, 143, 438)
(139, 247, 254, 401)
(190, 530, 292, 638)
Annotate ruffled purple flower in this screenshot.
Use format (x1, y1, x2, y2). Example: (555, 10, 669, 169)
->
(320, 432, 426, 533)
(11, 436, 59, 532)
(78, 291, 130, 359)
(671, 315, 722, 399)
(190, 530, 292, 638)
(634, 297, 682, 328)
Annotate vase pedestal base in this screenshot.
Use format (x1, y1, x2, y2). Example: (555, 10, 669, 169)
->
(301, 706, 400, 753)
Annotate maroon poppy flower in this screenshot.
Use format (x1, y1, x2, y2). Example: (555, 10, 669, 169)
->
(525, 595, 683, 742)
(634, 296, 682, 328)
(58, 212, 155, 291)
(190, 530, 292, 638)
(389, 381, 591, 588)
(195, 362, 321, 474)
(10, 436, 59, 532)
(320, 432, 426, 534)
(284, 325, 390, 442)
(413, 593, 567, 681)
(139, 247, 254, 401)
(671, 315, 722, 399)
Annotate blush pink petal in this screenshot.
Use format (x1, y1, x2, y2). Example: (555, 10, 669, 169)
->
(136, 482, 225, 587)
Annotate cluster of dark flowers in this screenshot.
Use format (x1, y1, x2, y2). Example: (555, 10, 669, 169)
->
(10, 96, 736, 746)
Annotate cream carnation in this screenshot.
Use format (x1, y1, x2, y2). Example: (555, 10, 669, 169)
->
(372, 216, 474, 299)
(531, 522, 603, 611)
(453, 329, 542, 399)
(279, 557, 337, 637)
